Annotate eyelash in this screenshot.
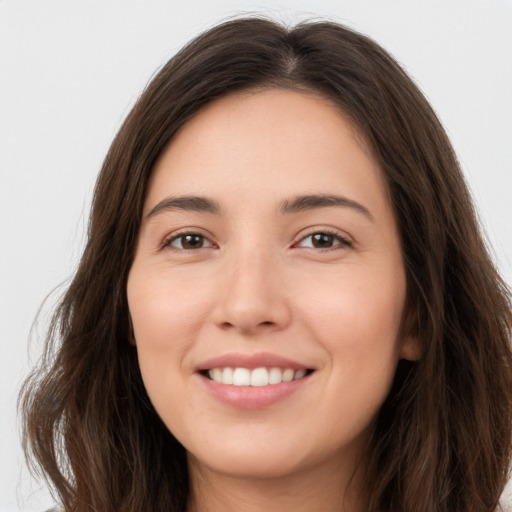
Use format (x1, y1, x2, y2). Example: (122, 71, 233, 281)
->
(293, 229, 352, 251)
(161, 229, 352, 252)
(161, 231, 216, 251)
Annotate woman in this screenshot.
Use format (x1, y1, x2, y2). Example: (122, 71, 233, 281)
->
(21, 17, 512, 512)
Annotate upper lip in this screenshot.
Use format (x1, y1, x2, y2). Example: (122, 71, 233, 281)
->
(196, 352, 312, 371)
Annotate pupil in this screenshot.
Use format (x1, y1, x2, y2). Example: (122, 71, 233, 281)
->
(312, 233, 333, 248)
(183, 235, 202, 248)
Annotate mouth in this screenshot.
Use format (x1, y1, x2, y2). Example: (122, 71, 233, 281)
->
(196, 352, 315, 407)
(201, 367, 314, 387)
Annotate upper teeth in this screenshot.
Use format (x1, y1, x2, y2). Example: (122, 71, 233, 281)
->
(207, 367, 308, 386)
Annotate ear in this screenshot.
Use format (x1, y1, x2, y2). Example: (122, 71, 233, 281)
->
(400, 335, 422, 361)
(399, 301, 422, 361)
(128, 314, 136, 346)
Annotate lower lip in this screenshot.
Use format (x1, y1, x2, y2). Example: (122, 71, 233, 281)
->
(199, 373, 311, 409)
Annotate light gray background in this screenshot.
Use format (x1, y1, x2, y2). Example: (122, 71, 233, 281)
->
(1, 1, 511, 511)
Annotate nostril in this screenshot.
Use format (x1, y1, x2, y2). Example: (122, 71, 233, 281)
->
(218, 320, 276, 331)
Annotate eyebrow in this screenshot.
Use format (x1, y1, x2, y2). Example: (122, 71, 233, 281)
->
(146, 193, 373, 221)
(280, 194, 374, 221)
(146, 195, 222, 218)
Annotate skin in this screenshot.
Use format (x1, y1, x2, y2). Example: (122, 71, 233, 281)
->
(127, 89, 417, 512)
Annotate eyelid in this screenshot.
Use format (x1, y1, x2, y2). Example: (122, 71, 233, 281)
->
(160, 228, 217, 251)
(292, 228, 353, 250)
(159, 226, 352, 252)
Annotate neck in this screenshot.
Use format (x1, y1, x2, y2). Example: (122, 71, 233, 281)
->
(186, 453, 366, 512)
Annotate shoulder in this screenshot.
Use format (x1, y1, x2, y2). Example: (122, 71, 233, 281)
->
(499, 501, 512, 512)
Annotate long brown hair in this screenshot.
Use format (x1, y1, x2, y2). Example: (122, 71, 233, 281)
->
(20, 17, 512, 512)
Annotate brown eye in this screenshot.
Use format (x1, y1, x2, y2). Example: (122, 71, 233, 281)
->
(167, 233, 213, 250)
(311, 233, 335, 248)
(297, 232, 351, 250)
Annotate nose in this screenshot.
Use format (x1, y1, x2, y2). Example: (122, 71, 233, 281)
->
(212, 248, 292, 335)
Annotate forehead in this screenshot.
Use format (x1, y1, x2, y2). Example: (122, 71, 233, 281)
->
(146, 89, 390, 216)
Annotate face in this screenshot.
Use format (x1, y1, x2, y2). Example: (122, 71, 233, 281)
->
(127, 89, 415, 482)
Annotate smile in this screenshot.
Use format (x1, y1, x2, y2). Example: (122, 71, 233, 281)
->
(196, 352, 315, 408)
(207, 367, 309, 386)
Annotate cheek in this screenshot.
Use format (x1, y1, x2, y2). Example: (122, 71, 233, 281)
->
(296, 265, 406, 378)
(126, 269, 200, 431)
(127, 266, 210, 348)
(127, 268, 196, 389)
(309, 277, 405, 432)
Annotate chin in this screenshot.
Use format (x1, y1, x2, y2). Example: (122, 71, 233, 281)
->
(189, 452, 306, 481)
(185, 435, 315, 480)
